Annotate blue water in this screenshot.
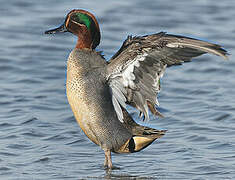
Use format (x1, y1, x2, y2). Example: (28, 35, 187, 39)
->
(1, 0, 235, 179)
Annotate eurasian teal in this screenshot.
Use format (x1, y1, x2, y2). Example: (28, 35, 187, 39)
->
(45, 9, 228, 169)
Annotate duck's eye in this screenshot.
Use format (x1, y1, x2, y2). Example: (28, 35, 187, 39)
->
(71, 13, 92, 29)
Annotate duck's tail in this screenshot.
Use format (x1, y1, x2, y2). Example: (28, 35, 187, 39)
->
(115, 109, 166, 153)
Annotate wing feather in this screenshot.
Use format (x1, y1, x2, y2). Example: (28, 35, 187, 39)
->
(107, 32, 228, 122)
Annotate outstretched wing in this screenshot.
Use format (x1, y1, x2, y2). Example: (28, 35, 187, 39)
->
(107, 32, 228, 122)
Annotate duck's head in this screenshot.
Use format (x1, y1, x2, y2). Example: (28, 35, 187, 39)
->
(45, 9, 100, 49)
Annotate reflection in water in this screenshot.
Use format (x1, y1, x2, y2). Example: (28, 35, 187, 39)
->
(104, 168, 156, 180)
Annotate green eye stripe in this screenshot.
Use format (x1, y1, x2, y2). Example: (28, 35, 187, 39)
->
(74, 13, 91, 29)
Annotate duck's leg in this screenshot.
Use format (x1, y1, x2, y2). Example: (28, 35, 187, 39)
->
(104, 149, 112, 168)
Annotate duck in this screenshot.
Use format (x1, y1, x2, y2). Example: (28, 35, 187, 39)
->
(45, 9, 228, 169)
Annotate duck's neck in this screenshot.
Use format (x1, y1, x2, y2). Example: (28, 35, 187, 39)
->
(75, 27, 92, 49)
